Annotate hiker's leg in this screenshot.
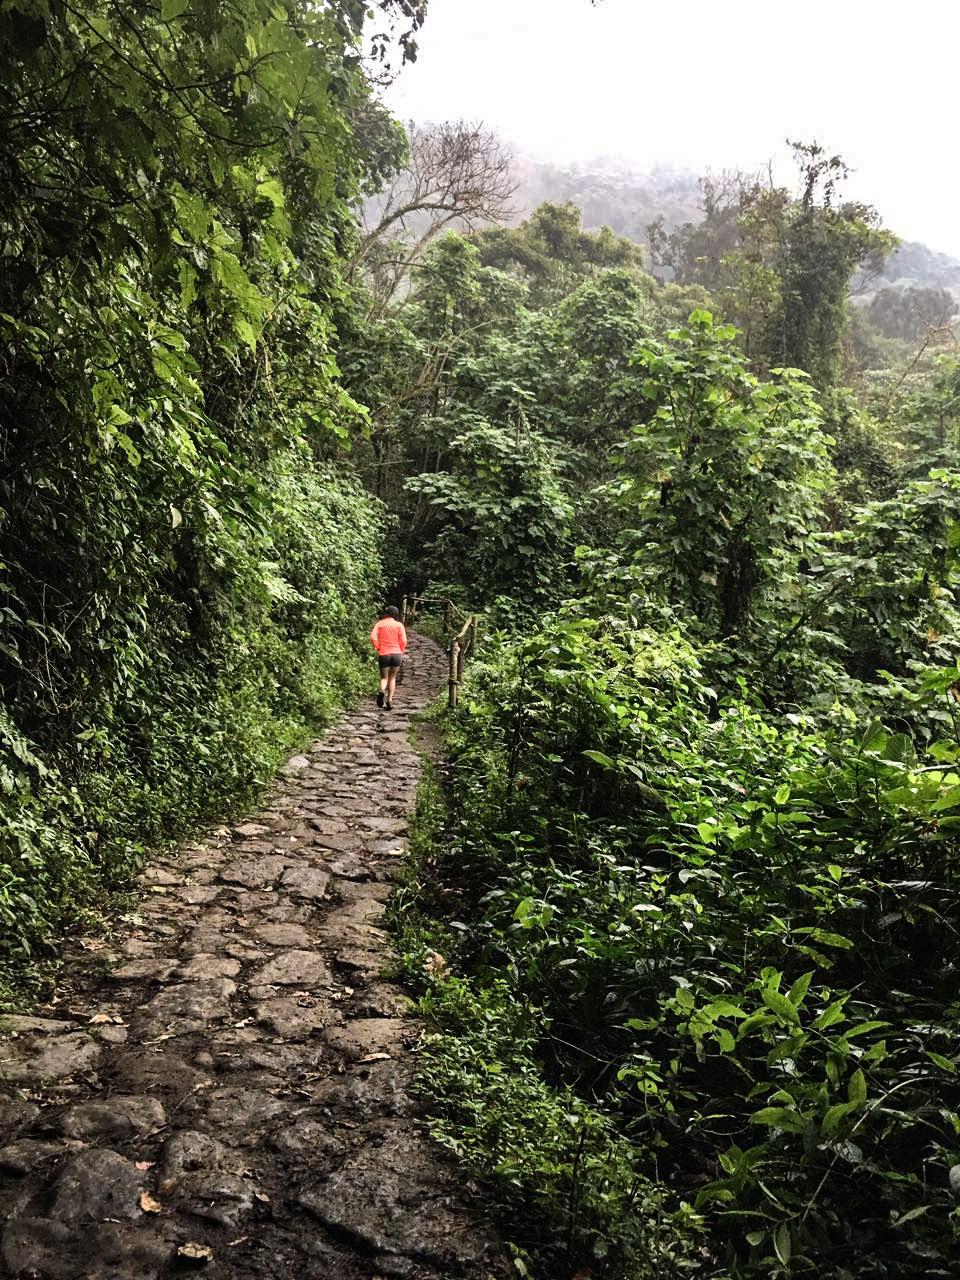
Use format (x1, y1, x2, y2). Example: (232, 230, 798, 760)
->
(386, 665, 399, 703)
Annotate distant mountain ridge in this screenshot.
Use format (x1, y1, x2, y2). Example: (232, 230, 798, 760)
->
(508, 154, 960, 297)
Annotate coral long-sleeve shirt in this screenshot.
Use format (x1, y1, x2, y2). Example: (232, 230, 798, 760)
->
(370, 617, 407, 656)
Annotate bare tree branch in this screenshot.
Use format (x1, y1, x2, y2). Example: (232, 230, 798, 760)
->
(352, 120, 515, 310)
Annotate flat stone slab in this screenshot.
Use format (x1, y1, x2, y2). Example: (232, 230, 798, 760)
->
(299, 1128, 496, 1269)
(173, 885, 222, 905)
(232, 822, 271, 838)
(0, 1016, 78, 1035)
(279, 865, 330, 901)
(0, 1139, 81, 1175)
(219, 854, 289, 888)
(202, 1086, 286, 1133)
(108, 957, 178, 982)
(134, 979, 236, 1037)
(325, 1017, 408, 1061)
(252, 922, 314, 948)
(174, 954, 241, 981)
(2, 1218, 171, 1280)
(252, 950, 332, 988)
(0, 1030, 101, 1083)
(50, 1148, 145, 1223)
(59, 1096, 166, 1141)
(309, 831, 361, 855)
(253, 997, 331, 1041)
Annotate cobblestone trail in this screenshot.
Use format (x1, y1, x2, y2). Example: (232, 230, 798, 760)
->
(0, 635, 508, 1280)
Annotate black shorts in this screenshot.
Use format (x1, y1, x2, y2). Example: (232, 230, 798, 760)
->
(377, 653, 403, 670)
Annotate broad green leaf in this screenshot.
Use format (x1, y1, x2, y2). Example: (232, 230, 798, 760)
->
(751, 1106, 805, 1133)
(847, 1068, 867, 1106)
(773, 1223, 792, 1266)
(762, 988, 801, 1026)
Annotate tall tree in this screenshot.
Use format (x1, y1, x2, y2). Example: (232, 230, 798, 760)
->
(352, 121, 515, 314)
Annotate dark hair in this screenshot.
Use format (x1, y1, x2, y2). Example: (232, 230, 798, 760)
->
(381, 605, 400, 620)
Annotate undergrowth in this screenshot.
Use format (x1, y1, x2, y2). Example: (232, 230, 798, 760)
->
(391, 758, 704, 1279)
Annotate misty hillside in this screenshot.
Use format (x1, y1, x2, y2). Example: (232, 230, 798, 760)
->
(510, 153, 960, 296)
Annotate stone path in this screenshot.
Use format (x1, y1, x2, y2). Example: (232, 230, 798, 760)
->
(0, 635, 507, 1280)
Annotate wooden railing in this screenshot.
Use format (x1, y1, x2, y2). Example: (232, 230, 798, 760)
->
(447, 614, 478, 709)
(401, 593, 478, 709)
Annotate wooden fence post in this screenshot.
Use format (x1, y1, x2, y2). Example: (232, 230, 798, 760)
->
(400, 594, 408, 624)
(448, 639, 460, 709)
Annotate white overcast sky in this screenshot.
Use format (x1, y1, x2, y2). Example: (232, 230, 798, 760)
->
(383, 0, 960, 256)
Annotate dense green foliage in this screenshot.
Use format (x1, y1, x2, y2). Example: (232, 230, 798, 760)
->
(0, 0, 417, 985)
(5, 4, 960, 1275)
(377, 159, 960, 1276)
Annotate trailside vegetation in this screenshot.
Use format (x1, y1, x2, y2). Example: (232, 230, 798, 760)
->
(373, 160, 960, 1276)
(4, 1, 960, 1272)
(0, 0, 421, 990)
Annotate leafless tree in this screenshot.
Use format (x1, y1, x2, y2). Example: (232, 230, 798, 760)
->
(352, 121, 515, 314)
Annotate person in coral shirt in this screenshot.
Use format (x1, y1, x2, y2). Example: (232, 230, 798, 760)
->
(369, 605, 408, 710)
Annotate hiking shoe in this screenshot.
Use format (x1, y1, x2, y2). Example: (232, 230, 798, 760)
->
(376, 691, 384, 708)
(384, 699, 392, 711)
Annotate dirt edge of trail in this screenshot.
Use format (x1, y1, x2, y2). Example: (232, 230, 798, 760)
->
(0, 633, 510, 1280)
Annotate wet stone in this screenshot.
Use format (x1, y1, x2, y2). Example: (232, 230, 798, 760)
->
(279, 865, 330, 902)
(282, 754, 311, 774)
(202, 1086, 286, 1134)
(159, 1129, 234, 1178)
(109, 1048, 210, 1097)
(50, 1148, 145, 1223)
(272, 1118, 346, 1164)
(108, 957, 178, 982)
(324, 1018, 407, 1062)
(254, 997, 331, 1041)
(59, 1095, 165, 1142)
(174, 1170, 259, 1227)
(298, 1128, 492, 1269)
(252, 950, 332, 988)
(0, 1100, 39, 1142)
(218, 1041, 324, 1077)
(134, 979, 236, 1037)
(313, 1060, 415, 1121)
(0, 1138, 78, 1176)
(252, 922, 313, 948)
(219, 854, 289, 888)
(0, 1030, 100, 1083)
(2, 1219, 173, 1280)
(174, 954, 241, 981)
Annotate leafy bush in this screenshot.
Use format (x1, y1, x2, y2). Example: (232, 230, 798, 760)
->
(0, 0, 390, 993)
(412, 613, 960, 1277)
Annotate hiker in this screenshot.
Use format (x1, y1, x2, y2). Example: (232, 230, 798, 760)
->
(370, 605, 407, 710)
